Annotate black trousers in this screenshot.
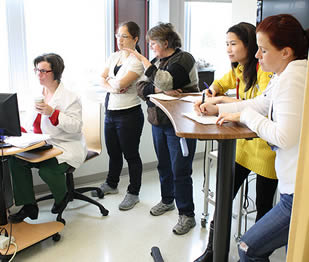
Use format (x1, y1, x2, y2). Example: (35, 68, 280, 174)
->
(104, 106, 144, 195)
(233, 162, 278, 222)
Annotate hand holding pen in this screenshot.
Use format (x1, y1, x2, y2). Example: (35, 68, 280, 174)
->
(203, 82, 216, 97)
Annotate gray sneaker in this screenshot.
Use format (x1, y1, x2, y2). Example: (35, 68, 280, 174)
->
(119, 193, 139, 210)
(150, 201, 175, 216)
(172, 215, 196, 235)
(91, 182, 119, 197)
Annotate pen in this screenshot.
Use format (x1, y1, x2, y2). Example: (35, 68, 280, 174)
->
(202, 90, 205, 104)
(203, 82, 212, 95)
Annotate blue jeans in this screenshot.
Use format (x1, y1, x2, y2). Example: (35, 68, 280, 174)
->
(152, 124, 196, 217)
(238, 193, 293, 261)
(104, 106, 144, 195)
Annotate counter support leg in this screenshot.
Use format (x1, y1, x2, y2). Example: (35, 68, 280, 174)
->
(213, 139, 236, 262)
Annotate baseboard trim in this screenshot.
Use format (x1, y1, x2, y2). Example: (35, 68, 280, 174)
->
(34, 152, 204, 195)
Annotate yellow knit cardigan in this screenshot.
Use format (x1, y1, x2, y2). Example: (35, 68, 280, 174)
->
(213, 64, 277, 179)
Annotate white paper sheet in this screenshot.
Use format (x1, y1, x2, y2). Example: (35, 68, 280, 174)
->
(179, 95, 201, 103)
(5, 133, 50, 148)
(182, 112, 219, 125)
(147, 93, 180, 101)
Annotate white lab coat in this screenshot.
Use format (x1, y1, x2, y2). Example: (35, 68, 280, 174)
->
(22, 83, 87, 168)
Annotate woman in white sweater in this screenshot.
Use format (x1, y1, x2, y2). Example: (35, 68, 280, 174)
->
(91, 21, 145, 211)
(194, 14, 309, 261)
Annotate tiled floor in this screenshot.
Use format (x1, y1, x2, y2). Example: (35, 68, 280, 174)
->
(6, 158, 285, 262)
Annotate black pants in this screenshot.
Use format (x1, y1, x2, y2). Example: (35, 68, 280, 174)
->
(104, 106, 144, 195)
(233, 162, 278, 222)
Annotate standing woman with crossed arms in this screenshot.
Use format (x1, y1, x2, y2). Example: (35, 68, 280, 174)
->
(194, 22, 277, 262)
(91, 21, 144, 211)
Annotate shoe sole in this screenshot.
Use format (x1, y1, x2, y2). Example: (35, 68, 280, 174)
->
(172, 222, 196, 235)
(150, 205, 175, 216)
(119, 200, 139, 211)
(91, 189, 119, 197)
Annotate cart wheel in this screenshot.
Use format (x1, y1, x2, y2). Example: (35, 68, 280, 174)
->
(201, 218, 206, 228)
(52, 233, 61, 242)
(0, 255, 12, 262)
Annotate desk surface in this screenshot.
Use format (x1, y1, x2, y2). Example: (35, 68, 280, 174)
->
(150, 98, 257, 140)
(1, 141, 46, 156)
(0, 143, 64, 256)
(15, 147, 63, 163)
(0, 221, 64, 255)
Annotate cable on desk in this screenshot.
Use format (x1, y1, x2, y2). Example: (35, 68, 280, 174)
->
(8, 241, 18, 262)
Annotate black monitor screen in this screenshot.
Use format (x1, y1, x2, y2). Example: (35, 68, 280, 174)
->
(261, 0, 309, 29)
(0, 93, 20, 225)
(0, 93, 21, 139)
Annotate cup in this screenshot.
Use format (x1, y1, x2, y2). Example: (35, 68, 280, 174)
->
(34, 95, 44, 105)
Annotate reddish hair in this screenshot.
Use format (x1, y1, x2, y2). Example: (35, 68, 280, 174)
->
(257, 14, 309, 60)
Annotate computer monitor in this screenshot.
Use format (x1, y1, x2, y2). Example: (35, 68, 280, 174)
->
(0, 93, 21, 225)
(0, 93, 21, 147)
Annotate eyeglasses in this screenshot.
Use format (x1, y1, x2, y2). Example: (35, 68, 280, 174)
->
(115, 34, 131, 39)
(34, 68, 53, 74)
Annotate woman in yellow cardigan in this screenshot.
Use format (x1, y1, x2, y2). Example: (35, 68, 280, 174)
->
(194, 22, 277, 262)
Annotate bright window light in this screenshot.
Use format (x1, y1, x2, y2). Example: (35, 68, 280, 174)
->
(0, 0, 9, 93)
(185, 2, 232, 79)
(23, 0, 106, 97)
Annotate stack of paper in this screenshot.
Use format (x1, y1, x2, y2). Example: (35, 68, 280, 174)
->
(182, 112, 219, 125)
(5, 133, 50, 148)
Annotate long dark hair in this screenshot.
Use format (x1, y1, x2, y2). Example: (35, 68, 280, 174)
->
(257, 14, 309, 60)
(227, 22, 258, 92)
(119, 21, 141, 53)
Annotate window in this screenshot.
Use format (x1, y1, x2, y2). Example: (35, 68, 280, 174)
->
(23, 0, 106, 97)
(185, 1, 232, 79)
(2, 0, 108, 102)
(0, 0, 9, 93)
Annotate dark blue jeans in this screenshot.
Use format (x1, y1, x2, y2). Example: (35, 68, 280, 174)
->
(152, 124, 196, 217)
(104, 106, 144, 195)
(238, 193, 293, 261)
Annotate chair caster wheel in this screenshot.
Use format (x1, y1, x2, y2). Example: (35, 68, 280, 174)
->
(97, 190, 104, 199)
(100, 207, 109, 216)
(57, 216, 66, 225)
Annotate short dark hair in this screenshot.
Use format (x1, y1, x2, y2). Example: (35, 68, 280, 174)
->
(147, 22, 181, 49)
(257, 14, 309, 60)
(33, 53, 65, 82)
(227, 22, 258, 92)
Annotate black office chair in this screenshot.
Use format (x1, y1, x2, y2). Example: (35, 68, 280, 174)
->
(36, 100, 109, 224)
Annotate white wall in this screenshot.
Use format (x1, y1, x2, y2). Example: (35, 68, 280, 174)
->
(232, 0, 257, 25)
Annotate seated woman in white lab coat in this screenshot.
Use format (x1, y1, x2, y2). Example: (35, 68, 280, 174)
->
(8, 53, 87, 224)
